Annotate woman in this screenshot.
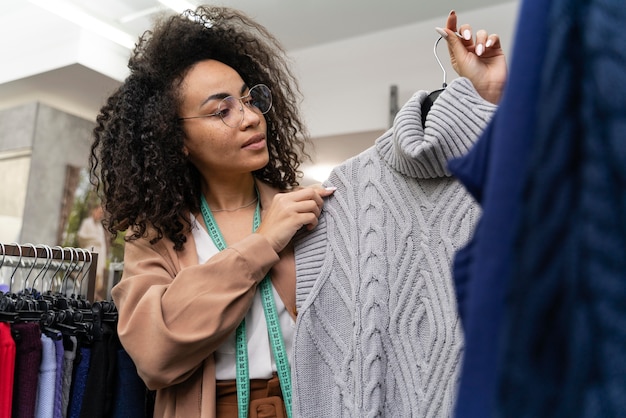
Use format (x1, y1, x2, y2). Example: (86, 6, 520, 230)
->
(90, 5, 506, 418)
(92, 6, 333, 417)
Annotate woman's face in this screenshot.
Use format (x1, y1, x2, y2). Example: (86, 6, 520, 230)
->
(179, 59, 269, 180)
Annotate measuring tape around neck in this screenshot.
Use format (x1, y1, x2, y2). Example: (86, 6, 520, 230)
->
(200, 192, 292, 418)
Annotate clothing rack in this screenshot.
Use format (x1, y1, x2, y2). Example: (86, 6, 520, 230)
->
(0, 243, 149, 418)
(0, 242, 98, 303)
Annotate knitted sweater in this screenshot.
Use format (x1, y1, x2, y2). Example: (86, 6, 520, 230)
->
(292, 78, 496, 417)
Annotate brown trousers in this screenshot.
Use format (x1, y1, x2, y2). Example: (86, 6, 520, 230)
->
(216, 374, 286, 418)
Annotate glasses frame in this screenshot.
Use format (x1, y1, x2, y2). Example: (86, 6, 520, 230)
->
(179, 84, 272, 127)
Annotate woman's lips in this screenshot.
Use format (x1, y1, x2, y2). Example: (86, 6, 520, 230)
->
(242, 133, 266, 150)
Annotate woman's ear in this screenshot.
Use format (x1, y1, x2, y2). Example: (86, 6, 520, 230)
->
(182, 146, 189, 157)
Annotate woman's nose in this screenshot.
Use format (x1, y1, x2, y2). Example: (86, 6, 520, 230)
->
(239, 103, 262, 128)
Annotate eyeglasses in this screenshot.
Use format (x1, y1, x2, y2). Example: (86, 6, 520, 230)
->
(179, 84, 272, 127)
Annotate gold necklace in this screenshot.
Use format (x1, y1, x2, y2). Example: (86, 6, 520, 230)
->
(209, 197, 258, 213)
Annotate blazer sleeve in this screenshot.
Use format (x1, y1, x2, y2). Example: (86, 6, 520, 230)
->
(111, 230, 279, 390)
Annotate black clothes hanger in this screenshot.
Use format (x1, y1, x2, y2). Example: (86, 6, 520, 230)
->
(0, 243, 23, 323)
(0, 243, 100, 342)
(421, 35, 448, 128)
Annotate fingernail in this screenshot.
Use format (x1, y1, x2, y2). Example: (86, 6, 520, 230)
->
(486, 39, 493, 48)
(325, 186, 337, 191)
(435, 27, 448, 38)
(450, 10, 455, 16)
(463, 29, 471, 40)
(476, 43, 484, 56)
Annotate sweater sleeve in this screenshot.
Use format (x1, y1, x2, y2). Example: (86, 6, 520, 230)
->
(111, 231, 279, 390)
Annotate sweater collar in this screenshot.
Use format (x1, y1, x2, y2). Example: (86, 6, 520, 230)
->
(375, 78, 492, 180)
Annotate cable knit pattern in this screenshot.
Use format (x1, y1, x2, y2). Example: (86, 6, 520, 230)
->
(293, 78, 496, 417)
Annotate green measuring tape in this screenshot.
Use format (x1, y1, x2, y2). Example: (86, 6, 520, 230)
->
(200, 191, 292, 418)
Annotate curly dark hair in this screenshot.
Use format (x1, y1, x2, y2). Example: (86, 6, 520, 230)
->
(90, 6, 310, 251)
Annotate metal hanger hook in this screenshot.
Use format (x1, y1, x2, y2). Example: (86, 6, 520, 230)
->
(434, 35, 447, 89)
(31, 244, 53, 292)
(8, 242, 23, 294)
(21, 243, 39, 292)
(0, 242, 5, 270)
(49, 245, 65, 293)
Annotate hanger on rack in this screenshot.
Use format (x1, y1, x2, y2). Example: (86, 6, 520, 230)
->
(7, 242, 23, 297)
(42, 247, 91, 340)
(0, 242, 4, 268)
(421, 35, 448, 128)
(30, 244, 53, 297)
(0, 243, 109, 343)
(75, 249, 94, 309)
(13, 244, 44, 319)
(0, 243, 18, 323)
(0, 243, 38, 324)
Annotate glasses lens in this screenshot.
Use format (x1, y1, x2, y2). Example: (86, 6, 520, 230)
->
(218, 96, 242, 127)
(249, 85, 272, 114)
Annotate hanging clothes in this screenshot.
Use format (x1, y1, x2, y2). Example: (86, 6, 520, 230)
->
(496, 0, 626, 416)
(12, 322, 42, 418)
(446, 0, 550, 416)
(449, 0, 626, 416)
(67, 347, 90, 418)
(53, 337, 64, 418)
(35, 333, 57, 418)
(292, 78, 497, 417)
(0, 322, 16, 418)
(1, 243, 151, 418)
(1, 312, 149, 418)
(61, 335, 78, 417)
(78, 321, 118, 418)
(111, 349, 150, 417)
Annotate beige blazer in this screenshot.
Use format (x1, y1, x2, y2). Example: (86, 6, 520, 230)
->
(112, 182, 296, 417)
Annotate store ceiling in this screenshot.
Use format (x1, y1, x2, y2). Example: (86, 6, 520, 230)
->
(3, 0, 513, 51)
(0, 0, 517, 183)
(0, 0, 515, 113)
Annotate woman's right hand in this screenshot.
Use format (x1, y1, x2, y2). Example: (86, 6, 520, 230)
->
(436, 10, 507, 104)
(256, 185, 336, 253)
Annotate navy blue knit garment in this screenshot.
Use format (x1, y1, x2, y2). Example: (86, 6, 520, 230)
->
(448, 0, 550, 415)
(497, 0, 626, 416)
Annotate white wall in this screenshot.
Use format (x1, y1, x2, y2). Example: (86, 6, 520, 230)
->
(292, 1, 520, 138)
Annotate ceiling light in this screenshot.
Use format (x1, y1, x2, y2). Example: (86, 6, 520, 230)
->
(119, 6, 162, 24)
(157, 0, 197, 13)
(28, 0, 135, 49)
